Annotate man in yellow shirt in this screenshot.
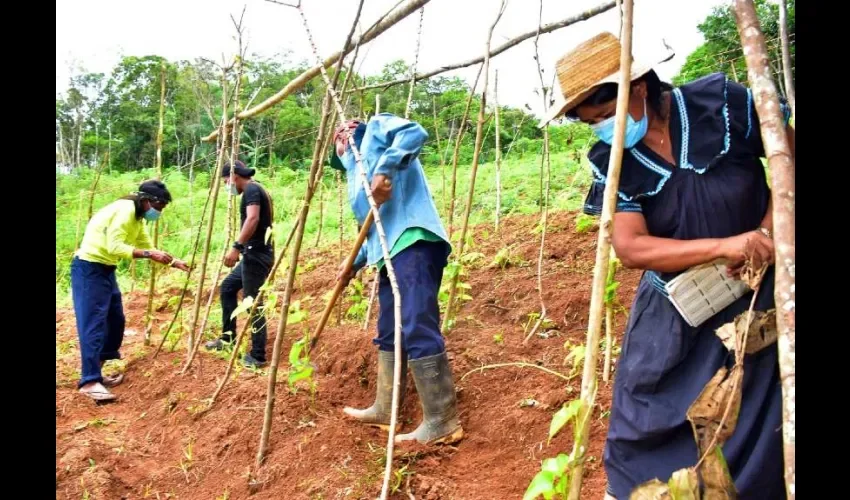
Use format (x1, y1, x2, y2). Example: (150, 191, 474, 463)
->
(73, 180, 189, 402)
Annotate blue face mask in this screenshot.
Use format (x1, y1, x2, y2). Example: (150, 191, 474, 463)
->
(591, 99, 648, 149)
(143, 207, 161, 222)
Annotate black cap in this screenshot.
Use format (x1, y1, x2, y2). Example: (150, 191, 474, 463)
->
(138, 179, 172, 203)
(222, 160, 255, 178)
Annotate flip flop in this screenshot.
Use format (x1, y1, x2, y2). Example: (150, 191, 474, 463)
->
(102, 373, 125, 388)
(79, 382, 117, 402)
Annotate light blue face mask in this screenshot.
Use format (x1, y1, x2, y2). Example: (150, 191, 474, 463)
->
(143, 207, 161, 222)
(591, 99, 648, 149)
(229, 184, 239, 196)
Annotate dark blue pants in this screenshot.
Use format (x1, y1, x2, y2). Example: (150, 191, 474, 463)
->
(70, 257, 125, 388)
(375, 240, 448, 360)
(220, 250, 273, 362)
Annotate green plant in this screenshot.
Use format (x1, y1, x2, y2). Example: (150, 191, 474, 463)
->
(574, 213, 596, 234)
(523, 399, 584, 500)
(343, 277, 369, 322)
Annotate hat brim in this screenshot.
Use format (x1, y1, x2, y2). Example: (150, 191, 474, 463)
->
(537, 61, 657, 128)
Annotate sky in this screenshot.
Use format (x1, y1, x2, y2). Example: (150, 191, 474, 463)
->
(55, 0, 730, 118)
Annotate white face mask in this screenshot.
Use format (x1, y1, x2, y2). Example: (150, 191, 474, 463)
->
(229, 184, 239, 196)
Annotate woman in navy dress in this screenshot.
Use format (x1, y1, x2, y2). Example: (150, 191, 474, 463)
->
(540, 33, 795, 498)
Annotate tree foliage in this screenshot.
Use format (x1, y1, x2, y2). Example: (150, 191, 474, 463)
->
(673, 0, 794, 91)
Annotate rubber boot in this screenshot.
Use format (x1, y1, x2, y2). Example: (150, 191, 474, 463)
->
(343, 350, 407, 431)
(394, 351, 464, 445)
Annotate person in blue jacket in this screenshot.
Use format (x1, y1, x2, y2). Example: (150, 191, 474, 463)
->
(331, 113, 463, 446)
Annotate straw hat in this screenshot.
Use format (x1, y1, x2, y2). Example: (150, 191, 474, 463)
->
(539, 32, 672, 127)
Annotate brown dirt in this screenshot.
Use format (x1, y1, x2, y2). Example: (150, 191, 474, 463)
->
(56, 211, 641, 500)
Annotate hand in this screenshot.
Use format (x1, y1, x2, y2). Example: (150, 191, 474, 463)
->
(337, 261, 355, 286)
(370, 174, 392, 206)
(171, 259, 191, 272)
(224, 248, 241, 268)
(149, 250, 174, 265)
(718, 230, 774, 277)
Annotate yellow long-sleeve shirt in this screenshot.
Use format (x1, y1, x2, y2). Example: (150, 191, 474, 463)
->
(76, 199, 154, 266)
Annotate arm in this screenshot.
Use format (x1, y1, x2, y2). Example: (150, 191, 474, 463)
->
(106, 205, 145, 260)
(352, 243, 368, 273)
(612, 213, 726, 272)
(236, 204, 260, 245)
(371, 115, 429, 178)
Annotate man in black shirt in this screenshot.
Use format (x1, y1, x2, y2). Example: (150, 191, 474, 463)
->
(205, 160, 275, 368)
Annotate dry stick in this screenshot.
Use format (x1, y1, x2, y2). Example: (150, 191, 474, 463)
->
(309, 211, 374, 351)
(778, 0, 795, 118)
(441, 120, 456, 215)
(362, 273, 379, 331)
(356, 1, 615, 92)
(86, 151, 109, 220)
(143, 60, 168, 347)
(523, 0, 553, 345)
(501, 113, 529, 161)
(494, 70, 502, 234)
(442, 0, 507, 331)
(734, 1, 795, 497)
(404, 7, 425, 119)
(186, 66, 232, 366)
(74, 190, 85, 254)
(447, 65, 484, 239)
(153, 177, 216, 357)
(290, 6, 406, 498)
(460, 362, 574, 383)
(432, 97, 446, 213)
(568, 3, 633, 499)
(254, 1, 366, 471)
(201, 0, 431, 144)
(314, 178, 325, 246)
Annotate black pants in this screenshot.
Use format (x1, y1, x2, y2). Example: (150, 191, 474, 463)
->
(220, 250, 273, 361)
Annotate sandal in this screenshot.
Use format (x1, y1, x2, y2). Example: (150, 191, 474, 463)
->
(79, 382, 117, 402)
(102, 373, 125, 388)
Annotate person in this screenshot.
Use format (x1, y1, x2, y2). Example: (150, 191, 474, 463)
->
(72, 180, 189, 402)
(540, 33, 795, 499)
(204, 160, 275, 369)
(332, 113, 464, 446)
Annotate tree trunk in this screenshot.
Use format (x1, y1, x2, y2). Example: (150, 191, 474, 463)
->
(733, 2, 795, 497)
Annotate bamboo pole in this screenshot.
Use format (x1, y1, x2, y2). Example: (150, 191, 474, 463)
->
(442, 0, 507, 331)
(568, 2, 633, 497)
(733, 1, 795, 497)
(202, 0, 431, 143)
(143, 60, 167, 347)
(356, 1, 615, 92)
(494, 70, 502, 234)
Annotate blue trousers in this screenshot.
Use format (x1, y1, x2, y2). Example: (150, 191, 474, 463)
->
(375, 240, 448, 360)
(70, 257, 125, 388)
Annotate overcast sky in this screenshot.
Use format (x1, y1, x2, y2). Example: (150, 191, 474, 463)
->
(56, 0, 730, 118)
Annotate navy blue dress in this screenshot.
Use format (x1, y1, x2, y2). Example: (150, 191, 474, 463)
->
(581, 73, 792, 499)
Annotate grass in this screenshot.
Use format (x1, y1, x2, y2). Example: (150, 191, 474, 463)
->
(55, 147, 594, 303)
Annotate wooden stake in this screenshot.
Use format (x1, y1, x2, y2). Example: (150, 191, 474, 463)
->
(404, 7, 425, 119)
(442, 0, 507, 331)
(494, 70, 502, 234)
(568, 1, 633, 497)
(778, 0, 795, 119)
(447, 65, 484, 239)
(734, 1, 795, 496)
(144, 60, 167, 347)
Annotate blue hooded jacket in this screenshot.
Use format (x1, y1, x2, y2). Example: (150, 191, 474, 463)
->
(334, 113, 451, 271)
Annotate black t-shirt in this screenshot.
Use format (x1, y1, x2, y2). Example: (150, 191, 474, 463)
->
(240, 182, 274, 253)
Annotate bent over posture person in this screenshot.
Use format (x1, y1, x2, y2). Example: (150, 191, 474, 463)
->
(332, 113, 463, 446)
(72, 180, 189, 402)
(540, 33, 795, 499)
(205, 161, 275, 369)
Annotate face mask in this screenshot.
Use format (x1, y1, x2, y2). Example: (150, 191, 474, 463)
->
(143, 207, 161, 222)
(229, 184, 239, 196)
(591, 99, 648, 149)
